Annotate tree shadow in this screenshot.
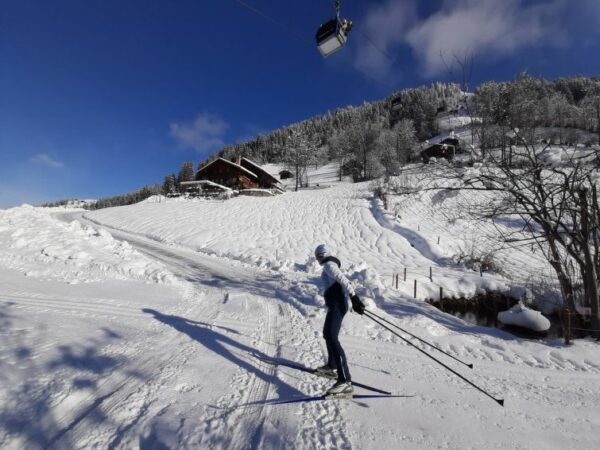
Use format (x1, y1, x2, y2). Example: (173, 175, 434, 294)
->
(142, 309, 305, 401)
(0, 298, 132, 450)
(47, 345, 121, 375)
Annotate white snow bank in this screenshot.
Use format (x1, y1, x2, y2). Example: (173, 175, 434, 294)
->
(0, 205, 176, 284)
(497, 301, 551, 332)
(86, 182, 512, 304)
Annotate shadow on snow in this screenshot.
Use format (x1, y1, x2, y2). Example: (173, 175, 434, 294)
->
(142, 308, 306, 401)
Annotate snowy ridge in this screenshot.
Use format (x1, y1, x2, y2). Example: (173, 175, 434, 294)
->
(0, 205, 176, 284)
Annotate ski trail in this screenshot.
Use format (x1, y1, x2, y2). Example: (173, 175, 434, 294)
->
(54, 212, 358, 448)
(55, 213, 305, 447)
(194, 298, 291, 449)
(271, 302, 352, 450)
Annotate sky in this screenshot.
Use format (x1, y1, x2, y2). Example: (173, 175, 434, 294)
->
(1, 0, 600, 208)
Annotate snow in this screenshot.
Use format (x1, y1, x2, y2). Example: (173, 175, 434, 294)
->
(498, 302, 552, 332)
(262, 162, 353, 190)
(1, 166, 599, 449)
(179, 180, 233, 191)
(238, 188, 275, 196)
(0, 206, 176, 284)
(436, 113, 474, 133)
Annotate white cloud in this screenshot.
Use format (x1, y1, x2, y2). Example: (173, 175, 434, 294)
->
(29, 153, 64, 169)
(170, 113, 229, 153)
(354, 0, 417, 80)
(406, 0, 567, 76)
(355, 0, 568, 78)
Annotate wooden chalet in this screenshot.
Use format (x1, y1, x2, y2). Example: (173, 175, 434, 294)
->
(420, 137, 460, 163)
(195, 156, 281, 191)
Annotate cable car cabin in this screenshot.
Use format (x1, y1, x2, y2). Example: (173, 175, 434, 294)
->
(316, 18, 352, 57)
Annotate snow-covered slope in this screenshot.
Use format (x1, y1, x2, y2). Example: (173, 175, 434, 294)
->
(0, 205, 175, 284)
(1, 170, 599, 449)
(85, 181, 513, 303)
(262, 162, 353, 190)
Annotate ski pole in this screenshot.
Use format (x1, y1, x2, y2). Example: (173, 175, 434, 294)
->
(365, 310, 473, 369)
(363, 311, 504, 407)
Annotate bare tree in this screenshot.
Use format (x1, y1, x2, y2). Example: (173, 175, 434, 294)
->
(425, 133, 600, 335)
(328, 131, 353, 181)
(284, 130, 316, 191)
(581, 85, 600, 145)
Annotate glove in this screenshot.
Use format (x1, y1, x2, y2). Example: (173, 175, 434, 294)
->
(351, 295, 365, 315)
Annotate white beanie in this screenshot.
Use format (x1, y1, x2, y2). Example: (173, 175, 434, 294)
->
(314, 244, 329, 257)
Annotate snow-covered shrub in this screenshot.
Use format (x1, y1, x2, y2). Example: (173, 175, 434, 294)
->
(452, 238, 501, 275)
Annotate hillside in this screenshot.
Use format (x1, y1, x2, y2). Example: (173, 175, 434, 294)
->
(1, 164, 598, 449)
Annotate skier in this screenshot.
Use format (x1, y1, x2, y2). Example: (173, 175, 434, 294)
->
(313, 244, 366, 396)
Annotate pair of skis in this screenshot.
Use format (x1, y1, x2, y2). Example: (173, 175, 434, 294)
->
(256, 356, 413, 405)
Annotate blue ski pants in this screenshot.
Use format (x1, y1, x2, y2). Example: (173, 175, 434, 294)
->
(323, 283, 351, 382)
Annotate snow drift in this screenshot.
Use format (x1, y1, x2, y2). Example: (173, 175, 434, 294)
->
(0, 205, 176, 284)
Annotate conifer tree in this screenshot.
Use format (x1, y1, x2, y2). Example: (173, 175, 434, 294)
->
(162, 174, 176, 195)
(177, 161, 195, 192)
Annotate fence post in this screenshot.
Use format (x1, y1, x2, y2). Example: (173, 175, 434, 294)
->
(437, 236, 440, 245)
(414, 279, 417, 298)
(480, 266, 483, 277)
(404, 267, 407, 282)
(395, 274, 399, 289)
(439, 287, 443, 311)
(429, 267, 433, 282)
(565, 308, 571, 345)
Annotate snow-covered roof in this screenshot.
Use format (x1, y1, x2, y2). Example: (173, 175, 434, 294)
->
(238, 189, 275, 197)
(241, 157, 281, 184)
(197, 158, 258, 179)
(180, 180, 232, 191)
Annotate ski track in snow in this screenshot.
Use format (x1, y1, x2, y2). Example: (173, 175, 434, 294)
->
(51, 214, 353, 449)
(2, 180, 600, 449)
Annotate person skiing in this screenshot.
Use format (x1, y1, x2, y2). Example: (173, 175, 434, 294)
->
(313, 244, 366, 396)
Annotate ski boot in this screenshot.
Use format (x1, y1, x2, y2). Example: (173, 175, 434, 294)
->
(325, 380, 353, 398)
(314, 364, 337, 379)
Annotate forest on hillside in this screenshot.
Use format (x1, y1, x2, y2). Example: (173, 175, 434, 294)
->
(55, 74, 600, 210)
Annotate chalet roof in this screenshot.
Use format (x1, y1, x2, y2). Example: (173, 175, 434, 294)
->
(197, 157, 258, 179)
(422, 142, 455, 154)
(179, 180, 232, 191)
(440, 137, 459, 144)
(240, 157, 280, 184)
(428, 134, 460, 146)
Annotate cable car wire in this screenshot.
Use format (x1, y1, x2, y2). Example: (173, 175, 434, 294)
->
(355, 27, 394, 61)
(235, 0, 312, 45)
(318, 0, 394, 62)
(236, 0, 391, 61)
(233, 0, 396, 91)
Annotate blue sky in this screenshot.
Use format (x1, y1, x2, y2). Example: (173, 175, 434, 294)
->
(1, 0, 600, 207)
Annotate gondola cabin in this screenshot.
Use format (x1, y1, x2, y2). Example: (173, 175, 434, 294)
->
(316, 18, 352, 57)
